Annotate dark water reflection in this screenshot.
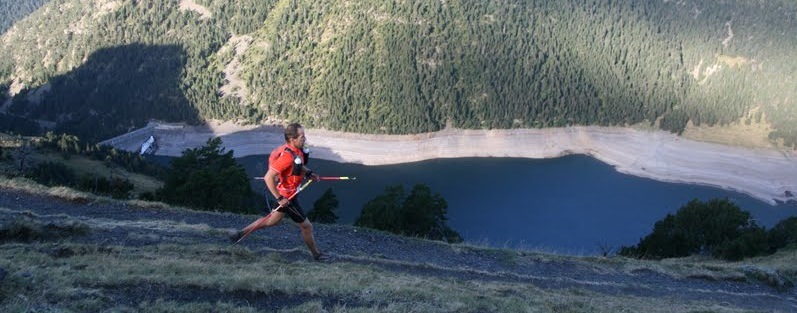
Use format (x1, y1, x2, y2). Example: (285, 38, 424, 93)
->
(230, 154, 796, 255)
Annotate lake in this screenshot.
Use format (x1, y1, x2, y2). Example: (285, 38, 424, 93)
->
(233, 154, 797, 255)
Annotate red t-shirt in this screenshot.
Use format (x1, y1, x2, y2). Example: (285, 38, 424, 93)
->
(268, 144, 306, 197)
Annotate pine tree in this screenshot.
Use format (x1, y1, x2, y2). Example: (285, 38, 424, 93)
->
(157, 137, 255, 213)
(308, 188, 339, 224)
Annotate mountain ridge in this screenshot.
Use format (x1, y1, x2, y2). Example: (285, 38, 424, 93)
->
(2, 0, 796, 147)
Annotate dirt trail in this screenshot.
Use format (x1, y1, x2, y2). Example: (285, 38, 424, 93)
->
(1, 189, 796, 312)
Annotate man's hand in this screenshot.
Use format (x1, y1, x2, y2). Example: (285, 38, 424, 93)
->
(305, 170, 320, 181)
(277, 196, 290, 208)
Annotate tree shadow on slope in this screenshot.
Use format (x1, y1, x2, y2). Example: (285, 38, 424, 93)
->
(7, 43, 201, 142)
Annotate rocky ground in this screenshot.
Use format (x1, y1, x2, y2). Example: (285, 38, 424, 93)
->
(1, 188, 796, 311)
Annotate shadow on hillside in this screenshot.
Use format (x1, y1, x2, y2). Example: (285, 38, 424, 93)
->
(7, 43, 201, 143)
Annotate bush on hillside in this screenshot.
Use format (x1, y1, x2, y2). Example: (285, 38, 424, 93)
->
(355, 184, 462, 243)
(157, 137, 256, 213)
(619, 199, 769, 260)
(307, 188, 339, 224)
(26, 161, 76, 187)
(77, 174, 134, 200)
(714, 226, 770, 261)
(768, 217, 797, 252)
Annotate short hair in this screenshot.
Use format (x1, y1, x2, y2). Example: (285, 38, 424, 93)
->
(284, 123, 303, 142)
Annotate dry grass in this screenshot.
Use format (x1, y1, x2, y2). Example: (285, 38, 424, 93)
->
(0, 177, 793, 311)
(0, 216, 89, 242)
(0, 241, 756, 313)
(718, 55, 749, 68)
(0, 176, 95, 202)
(581, 248, 797, 293)
(681, 118, 778, 149)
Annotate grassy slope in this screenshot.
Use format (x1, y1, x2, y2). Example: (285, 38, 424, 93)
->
(0, 134, 162, 194)
(0, 177, 794, 312)
(31, 152, 163, 194)
(7, 241, 787, 313)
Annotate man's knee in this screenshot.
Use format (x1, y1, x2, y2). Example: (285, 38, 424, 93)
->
(265, 212, 284, 226)
(299, 220, 313, 231)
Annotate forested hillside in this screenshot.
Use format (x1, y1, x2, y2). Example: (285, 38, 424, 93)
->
(1, 0, 795, 147)
(0, 0, 51, 33)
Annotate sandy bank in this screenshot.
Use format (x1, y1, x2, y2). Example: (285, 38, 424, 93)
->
(148, 122, 797, 205)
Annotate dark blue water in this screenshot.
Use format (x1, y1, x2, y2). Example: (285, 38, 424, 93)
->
(234, 154, 797, 255)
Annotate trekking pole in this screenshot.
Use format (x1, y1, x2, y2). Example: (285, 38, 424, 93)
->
(253, 176, 356, 181)
(317, 176, 356, 181)
(234, 179, 314, 245)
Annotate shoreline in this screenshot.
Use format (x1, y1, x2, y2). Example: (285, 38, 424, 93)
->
(146, 122, 797, 206)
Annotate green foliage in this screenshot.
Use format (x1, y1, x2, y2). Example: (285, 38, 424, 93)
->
(0, 0, 50, 33)
(619, 199, 770, 260)
(307, 187, 339, 224)
(768, 217, 797, 252)
(35, 132, 166, 178)
(26, 161, 76, 187)
(2, 133, 150, 200)
(1, 0, 796, 147)
(157, 137, 255, 213)
(8, 44, 200, 142)
(355, 184, 462, 243)
(77, 174, 134, 200)
(714, 226, 769, 261)
(0, 113, 40, 136)
(355, 185, 404, 234)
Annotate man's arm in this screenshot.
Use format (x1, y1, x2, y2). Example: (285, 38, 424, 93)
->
(264, 169, 281, 199)
(265, 169, 291, 208)
(302, 165, 319, 180)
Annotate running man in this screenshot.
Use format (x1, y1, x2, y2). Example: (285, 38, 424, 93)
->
(229, 123, 327, 261)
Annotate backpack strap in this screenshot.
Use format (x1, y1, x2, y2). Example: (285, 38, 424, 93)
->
(268, 145, 309, 176)
(281, 146, 304, 176)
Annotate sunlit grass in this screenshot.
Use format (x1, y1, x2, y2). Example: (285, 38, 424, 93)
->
(1, 176, 175, 210)
(0, 240, 756, 313)
(0, 176, 95, 202)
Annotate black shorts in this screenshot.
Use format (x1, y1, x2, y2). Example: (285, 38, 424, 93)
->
(273, 198, 307, 223)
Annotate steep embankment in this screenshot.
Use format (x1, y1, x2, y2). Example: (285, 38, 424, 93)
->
(1, 186, 795, 312)
(135, 121, 797, 206)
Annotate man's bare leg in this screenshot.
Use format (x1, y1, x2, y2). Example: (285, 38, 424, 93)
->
(299, 220, 323, 259)
(230, 212, 285, 243)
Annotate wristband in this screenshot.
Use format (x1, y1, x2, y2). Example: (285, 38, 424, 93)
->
(276, 196, 285, 201)
(304, 170, 314, 178)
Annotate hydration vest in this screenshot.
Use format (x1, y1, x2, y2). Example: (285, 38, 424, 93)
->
(268, 145, 310, 176)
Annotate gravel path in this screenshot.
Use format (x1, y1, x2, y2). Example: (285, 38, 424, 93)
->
(1, 188, 796, 311)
